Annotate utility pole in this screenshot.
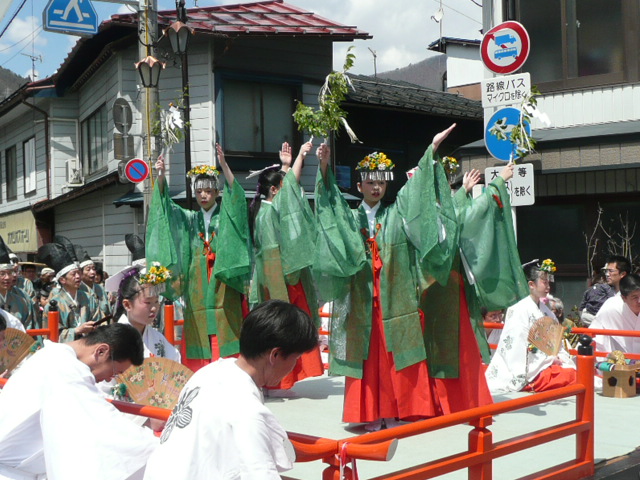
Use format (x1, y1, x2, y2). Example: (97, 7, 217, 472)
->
(138, 0, 159, 226)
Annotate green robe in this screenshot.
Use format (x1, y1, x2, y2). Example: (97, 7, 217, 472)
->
(80, 282, 111, 319)
(146, 180, 251, 360)
(1, 287, 35, 329)
(314, 145, 458, 379)
(249, 171, 319, 326)
(44, 287, 100, 342)
(452, 177, 529, 362)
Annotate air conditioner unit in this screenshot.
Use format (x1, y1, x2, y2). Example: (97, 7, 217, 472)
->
(66, 160, 84, 186)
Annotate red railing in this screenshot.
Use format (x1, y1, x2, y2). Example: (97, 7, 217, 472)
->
(0, 353, 596, 479)
(286, 353, 594, 480)
(163, 303, 183, 346)
(26, 309, 59, 342)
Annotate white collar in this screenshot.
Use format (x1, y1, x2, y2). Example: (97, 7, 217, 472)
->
(362, 201, 380, 215)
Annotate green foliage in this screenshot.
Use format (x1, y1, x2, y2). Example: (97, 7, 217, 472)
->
(488, 86, 541, 163)
(293, 47, 358, 140)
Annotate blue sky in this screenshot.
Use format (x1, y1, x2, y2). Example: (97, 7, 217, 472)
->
(0, 0, 482, 83)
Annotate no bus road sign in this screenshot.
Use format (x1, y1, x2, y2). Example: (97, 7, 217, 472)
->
(481, 21, 530, 74)
(124, 158, 150, 183)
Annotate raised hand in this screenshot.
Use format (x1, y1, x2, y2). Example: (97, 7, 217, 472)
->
(279, 142, 292, 170)
(462, 169, 481, 194)
(433, 123, 456, 153)
(216, 143, 235, 186)
(499, 161, 515, 182)
(155, 155, 166, 191)
(317, 143, 330, 177)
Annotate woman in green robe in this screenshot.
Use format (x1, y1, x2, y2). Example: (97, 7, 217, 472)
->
(248, 141, 324, 393)
(315, 125, 492, 430)
(147, 144, 251, 371)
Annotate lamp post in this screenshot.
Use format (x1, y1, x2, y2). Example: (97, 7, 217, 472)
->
(136, 0, 160, 227)
(166, 1, 194, 209)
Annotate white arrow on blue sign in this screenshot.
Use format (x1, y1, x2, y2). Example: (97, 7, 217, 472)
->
(484, 107, 531, 162)
(43, 0, 98, 36)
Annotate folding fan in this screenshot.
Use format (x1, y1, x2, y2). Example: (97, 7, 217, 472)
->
(116, 357, 193, 410)
(0, 328, 35, 373)
(528, 316, 565, 357)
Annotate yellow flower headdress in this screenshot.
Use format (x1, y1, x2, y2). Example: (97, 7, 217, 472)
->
(187, 165, 220, 190)
(355, 152, 395, 181)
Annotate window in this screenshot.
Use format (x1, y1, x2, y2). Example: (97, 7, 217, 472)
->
(23, 137, 35, 194)
(517, 0, 635, 91)
(5, 146, 16, 200)
(81, 104, 108, 176)
(222, 79, 297, 157)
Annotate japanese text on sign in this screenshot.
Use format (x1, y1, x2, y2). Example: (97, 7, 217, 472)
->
(481, 72, 531, 109)
(484, 163, 535, 207)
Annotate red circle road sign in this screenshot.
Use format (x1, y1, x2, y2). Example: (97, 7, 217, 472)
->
(481, 21, 530, 74)
(124, 158, 150, 183)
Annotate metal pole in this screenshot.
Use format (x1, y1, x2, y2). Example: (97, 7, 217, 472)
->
(139, 0, 159, 227)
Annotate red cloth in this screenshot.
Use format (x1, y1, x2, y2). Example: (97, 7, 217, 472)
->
(524, 365, 577, 392)
(343, 233, 439, 423)
(343, 234, 493, 423)
(266, 281, 324, 390)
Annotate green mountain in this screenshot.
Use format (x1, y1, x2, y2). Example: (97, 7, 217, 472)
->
(0, 67, 27, 100)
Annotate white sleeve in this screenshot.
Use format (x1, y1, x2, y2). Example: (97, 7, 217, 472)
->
(233, 413, 290, 479)
(41, 375, 158, 480)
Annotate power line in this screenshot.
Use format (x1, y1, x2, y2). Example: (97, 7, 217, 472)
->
(431, 0, 483, 26)
(0, 0, 29, 41)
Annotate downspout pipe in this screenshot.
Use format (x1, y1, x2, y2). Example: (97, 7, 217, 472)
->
(20, 99, 51, 200)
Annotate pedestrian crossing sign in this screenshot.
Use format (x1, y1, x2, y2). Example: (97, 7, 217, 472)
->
(43, 0, 98, 36)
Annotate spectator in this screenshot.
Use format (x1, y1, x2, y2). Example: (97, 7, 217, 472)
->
(603, 255, 631, 293)
(580, 270, 614, 325)
(33, 267, 55, 291)
(482, 307, 505, 347)
(590, 273, 640, 354)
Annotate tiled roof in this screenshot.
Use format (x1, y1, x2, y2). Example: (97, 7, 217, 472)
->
(108, 1, 370, 40)
(346, 74, 483, 120)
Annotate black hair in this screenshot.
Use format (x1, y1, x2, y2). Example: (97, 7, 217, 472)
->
(523, 263, 542, 282)
(82, 323, 144, 366)
(0, 312, 6, 332)
(620, 273, 640, 297)
(606, 255, 631, 275)
(480, 306, 489, 318)
(249, 168, 285, 240)
(114, 271, 142, 321)
(240, 299, 318, 360)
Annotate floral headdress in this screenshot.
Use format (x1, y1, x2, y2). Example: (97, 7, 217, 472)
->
(356, 152, 395, 181)
(440, 156, 459, 181)
(138, 261, 172, 297)
(539, 258, 556, 282)
(187, 165, 220, 191)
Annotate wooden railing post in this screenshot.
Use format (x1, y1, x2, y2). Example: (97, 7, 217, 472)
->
(322, 455, 347, 480)
(576, 335, 595, 475)
(48, 299, 59, 343)
(164, 303, 175, 345)
(468, 415, 493, 480)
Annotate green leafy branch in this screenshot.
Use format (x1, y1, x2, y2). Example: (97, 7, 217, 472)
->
(489, 86, 542, 163)
(152, 90, 190, 152)
(293, 47, 360, 142)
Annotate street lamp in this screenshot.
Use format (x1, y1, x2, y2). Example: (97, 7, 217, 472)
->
(165, 21, 193, 56)
(164, 13, 194, 208)
(135, 56, 165, 88)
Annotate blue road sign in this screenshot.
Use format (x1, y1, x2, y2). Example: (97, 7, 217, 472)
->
(43, 0, 98, 36)
(125, 159, 150, 183)
(484, 107, 531, 162)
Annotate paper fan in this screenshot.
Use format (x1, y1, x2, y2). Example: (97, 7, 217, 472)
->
(116, 357, 193, 410)
(528, 316, 565, 357)
(0, 328, 35, 373)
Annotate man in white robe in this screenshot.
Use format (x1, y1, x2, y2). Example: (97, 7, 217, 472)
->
(143, 300, 319, 480)
(486, 264, 575, 394)
(0, 323, 158, 480)
(591, 274, 640, 354)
